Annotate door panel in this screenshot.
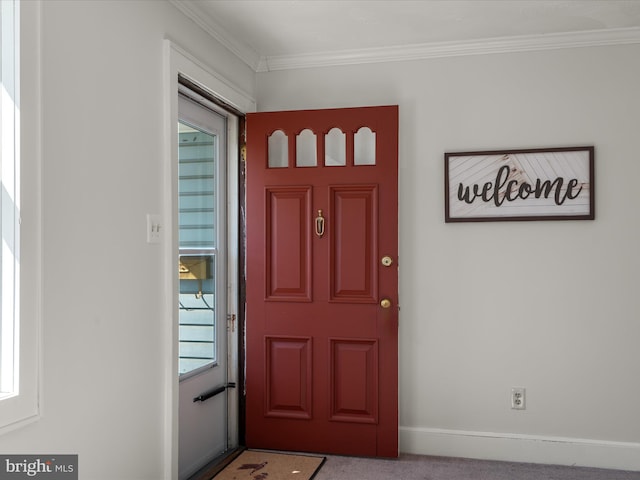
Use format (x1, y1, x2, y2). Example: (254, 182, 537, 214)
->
(329, 338, 378, 423)
(178, 93, 228, 479)
(330, 185, 378, 301)
(265, 187, 312, 301)
(246, 105, 398, 457)
(265, 336, 313, 418)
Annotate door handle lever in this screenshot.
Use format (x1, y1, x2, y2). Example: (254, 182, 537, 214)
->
(193, 382, 236, 403)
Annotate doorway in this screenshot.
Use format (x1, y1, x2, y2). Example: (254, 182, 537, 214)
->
(177, 84, 241, 479)
(164, 40, 256, 480)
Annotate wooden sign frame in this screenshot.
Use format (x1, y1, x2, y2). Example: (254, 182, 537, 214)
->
(444, 146, 594, 222)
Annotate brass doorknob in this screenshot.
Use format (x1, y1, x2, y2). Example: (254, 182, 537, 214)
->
(380, 298, 392, 309)
(381, 255, 393, 267)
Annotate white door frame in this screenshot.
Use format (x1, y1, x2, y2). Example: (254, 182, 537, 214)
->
(163, 40, 256, 480)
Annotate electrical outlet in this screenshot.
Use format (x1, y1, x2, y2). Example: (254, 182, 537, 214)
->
(511, 387, 526, 410)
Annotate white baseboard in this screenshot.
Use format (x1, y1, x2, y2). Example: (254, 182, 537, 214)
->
(399, 426, 640, 472)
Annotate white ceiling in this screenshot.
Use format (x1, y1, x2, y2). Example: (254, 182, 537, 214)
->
(172, 0, 640, 71)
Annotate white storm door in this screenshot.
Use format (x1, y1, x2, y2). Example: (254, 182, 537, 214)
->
(177, 92, 229, 480)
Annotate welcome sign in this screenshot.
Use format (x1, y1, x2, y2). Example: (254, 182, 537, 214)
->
(445, 146, 594, 222)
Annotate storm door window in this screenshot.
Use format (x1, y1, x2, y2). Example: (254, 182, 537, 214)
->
(178, 120, 218, 376)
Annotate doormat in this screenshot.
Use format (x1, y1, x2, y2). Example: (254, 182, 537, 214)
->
(213, 450, 325, 480)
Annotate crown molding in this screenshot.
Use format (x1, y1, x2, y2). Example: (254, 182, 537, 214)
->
(257, 27, 640, 72)
(169, 0, 262, 71)
(168, 3, 640, 74)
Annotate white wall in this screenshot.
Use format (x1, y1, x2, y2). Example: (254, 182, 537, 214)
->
(256, 45, 640, 470)
(0, 2, 254, 479)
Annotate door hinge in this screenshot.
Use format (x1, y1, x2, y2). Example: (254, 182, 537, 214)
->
(227, 313, 236, 332)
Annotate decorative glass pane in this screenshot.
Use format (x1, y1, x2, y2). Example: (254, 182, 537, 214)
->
(268, 130, 288, 168)
(354, 127, 376, 165)
(325, 128, 346, 166)
(296, 129, 317, 167)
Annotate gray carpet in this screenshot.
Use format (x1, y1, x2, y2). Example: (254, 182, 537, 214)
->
(312, 454, 640, 480)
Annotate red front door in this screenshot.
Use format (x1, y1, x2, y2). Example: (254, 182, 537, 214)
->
(245, 106, 398, 457)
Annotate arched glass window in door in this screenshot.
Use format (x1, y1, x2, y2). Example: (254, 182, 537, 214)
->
(268, 129, 288, 168)
(296, 128, 317, 167)
(325, 127, 346, 166)
(354, 126, 376, 165)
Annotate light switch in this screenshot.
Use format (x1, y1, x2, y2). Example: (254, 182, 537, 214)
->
(147, 214, 161, 244)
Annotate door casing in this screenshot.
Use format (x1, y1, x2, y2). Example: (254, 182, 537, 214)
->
(163, 40, 256, 480)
